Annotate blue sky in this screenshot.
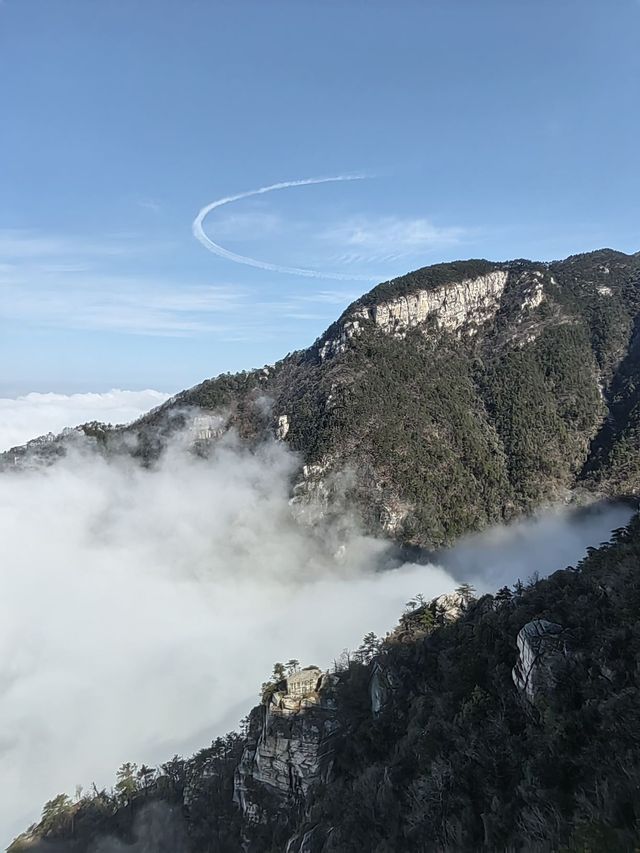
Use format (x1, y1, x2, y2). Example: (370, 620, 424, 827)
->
(1, 0, 639, 395)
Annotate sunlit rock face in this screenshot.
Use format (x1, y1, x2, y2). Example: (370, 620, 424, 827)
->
(512, 619, 567, 703)
(370, 270, 509, 336)
(433, 590, 468, 622)
(319, 270, 509, 360)
(276, 414, 290, 440)
(233, 671, 342, 824)
(319, 308, 370, 361)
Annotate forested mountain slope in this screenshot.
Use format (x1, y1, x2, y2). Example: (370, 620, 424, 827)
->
(12, 513, 640, 852)
(9, 248, 640, 851)
(7, 248, 639, 548)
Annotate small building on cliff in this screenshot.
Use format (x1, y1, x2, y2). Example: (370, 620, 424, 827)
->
(286, 667, 322, 698)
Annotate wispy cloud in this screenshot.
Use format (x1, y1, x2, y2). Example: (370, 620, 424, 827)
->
(0, 268, 248, 336)
(0, 224, 372, 341)
(320, 215, 467, 263)
(0, 264, 336, 340)
(0, 229, 140, 260)
(208, 210, 284, 241)
(0, 228, 259, 337)
(281, 311, 328, 321)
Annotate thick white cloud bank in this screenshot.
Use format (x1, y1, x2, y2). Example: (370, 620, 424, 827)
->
(0, 432, 633, 846)
(0, 389, 171, 452)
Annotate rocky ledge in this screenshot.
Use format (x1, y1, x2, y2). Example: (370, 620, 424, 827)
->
(318, 268, 511, 359)
(233, 669, 342, 827)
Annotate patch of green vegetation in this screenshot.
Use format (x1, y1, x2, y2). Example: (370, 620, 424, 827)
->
(19, 515, 640, 852)
(482, 324, 603, 507)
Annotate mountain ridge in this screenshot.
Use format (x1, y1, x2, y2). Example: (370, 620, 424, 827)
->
(5, 247, 640, 548)
(8, 247, 640, 852)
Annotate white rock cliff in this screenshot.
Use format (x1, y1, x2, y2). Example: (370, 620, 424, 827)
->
(319, 270, 509, 359)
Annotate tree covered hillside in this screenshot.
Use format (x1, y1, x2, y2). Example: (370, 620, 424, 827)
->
(12, 512, 640, 852)
(127, 250, 640, 545)
(4, 249, 640, 549)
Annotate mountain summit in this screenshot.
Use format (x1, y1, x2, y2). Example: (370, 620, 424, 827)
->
(6, 248, 640, 547)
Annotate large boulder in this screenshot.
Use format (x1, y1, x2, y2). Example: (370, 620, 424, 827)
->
(369, 658, 399, 719)
(512, 619, 567, 703)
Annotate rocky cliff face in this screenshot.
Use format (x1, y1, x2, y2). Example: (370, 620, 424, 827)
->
(367, 269, 509, 335)
(369, 658, 398, 719)
(512, 619, 568, 703)
(233, 673, 342, 828)
(318, 268, 509, 360)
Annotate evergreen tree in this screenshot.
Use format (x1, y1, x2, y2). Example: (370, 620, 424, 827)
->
(455, 583, 477, 607)
(271, 662, 286, 682)
(114, 762, 138, 806)
(40, 794, 73, 833)
(357, 632, 381, 663)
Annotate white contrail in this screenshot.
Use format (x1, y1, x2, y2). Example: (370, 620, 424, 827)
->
(192, 175, 377, 281)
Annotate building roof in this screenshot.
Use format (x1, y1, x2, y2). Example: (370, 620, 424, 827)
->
(287, 667, 322, 684)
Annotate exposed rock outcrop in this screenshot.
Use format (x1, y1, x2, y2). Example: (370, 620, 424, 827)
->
(370, 269, 509, 336)
(319, 307, 370, 360)
(318, 269, 509, 360)
(276, 414, 290, 440)
(433, 589, 469, 622)
(369, 658, 399, 719)
(521, 272, 546, 311)
(234, 672, 342, 825)
(378, 495, 412, 536)
(289, 457, 360, 537)
(285, 824, 333, 853)
(290, 459, 334, 523)
(512, 619, 567, 703)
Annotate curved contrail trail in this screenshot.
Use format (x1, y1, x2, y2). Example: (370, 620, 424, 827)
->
(192, 175, 377, 281)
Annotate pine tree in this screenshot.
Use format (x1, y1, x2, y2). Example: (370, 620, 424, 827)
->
(137, 764, 155, 793)
(495, 585, 513, 604)
(357, 632, 381, 663)
(40, 794, 73, 833)
(455, 583, 477, 607)
(115, 762, 139, 806)
(271, 662, 286, 682)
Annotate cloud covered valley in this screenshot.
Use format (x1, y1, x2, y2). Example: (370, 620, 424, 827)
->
(0, 428, 633, 845)
(0, 390, 171, 453)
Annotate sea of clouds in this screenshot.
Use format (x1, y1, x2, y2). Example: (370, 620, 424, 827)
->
(0, 389, 171, 452)
(0, 420, 633, 846)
